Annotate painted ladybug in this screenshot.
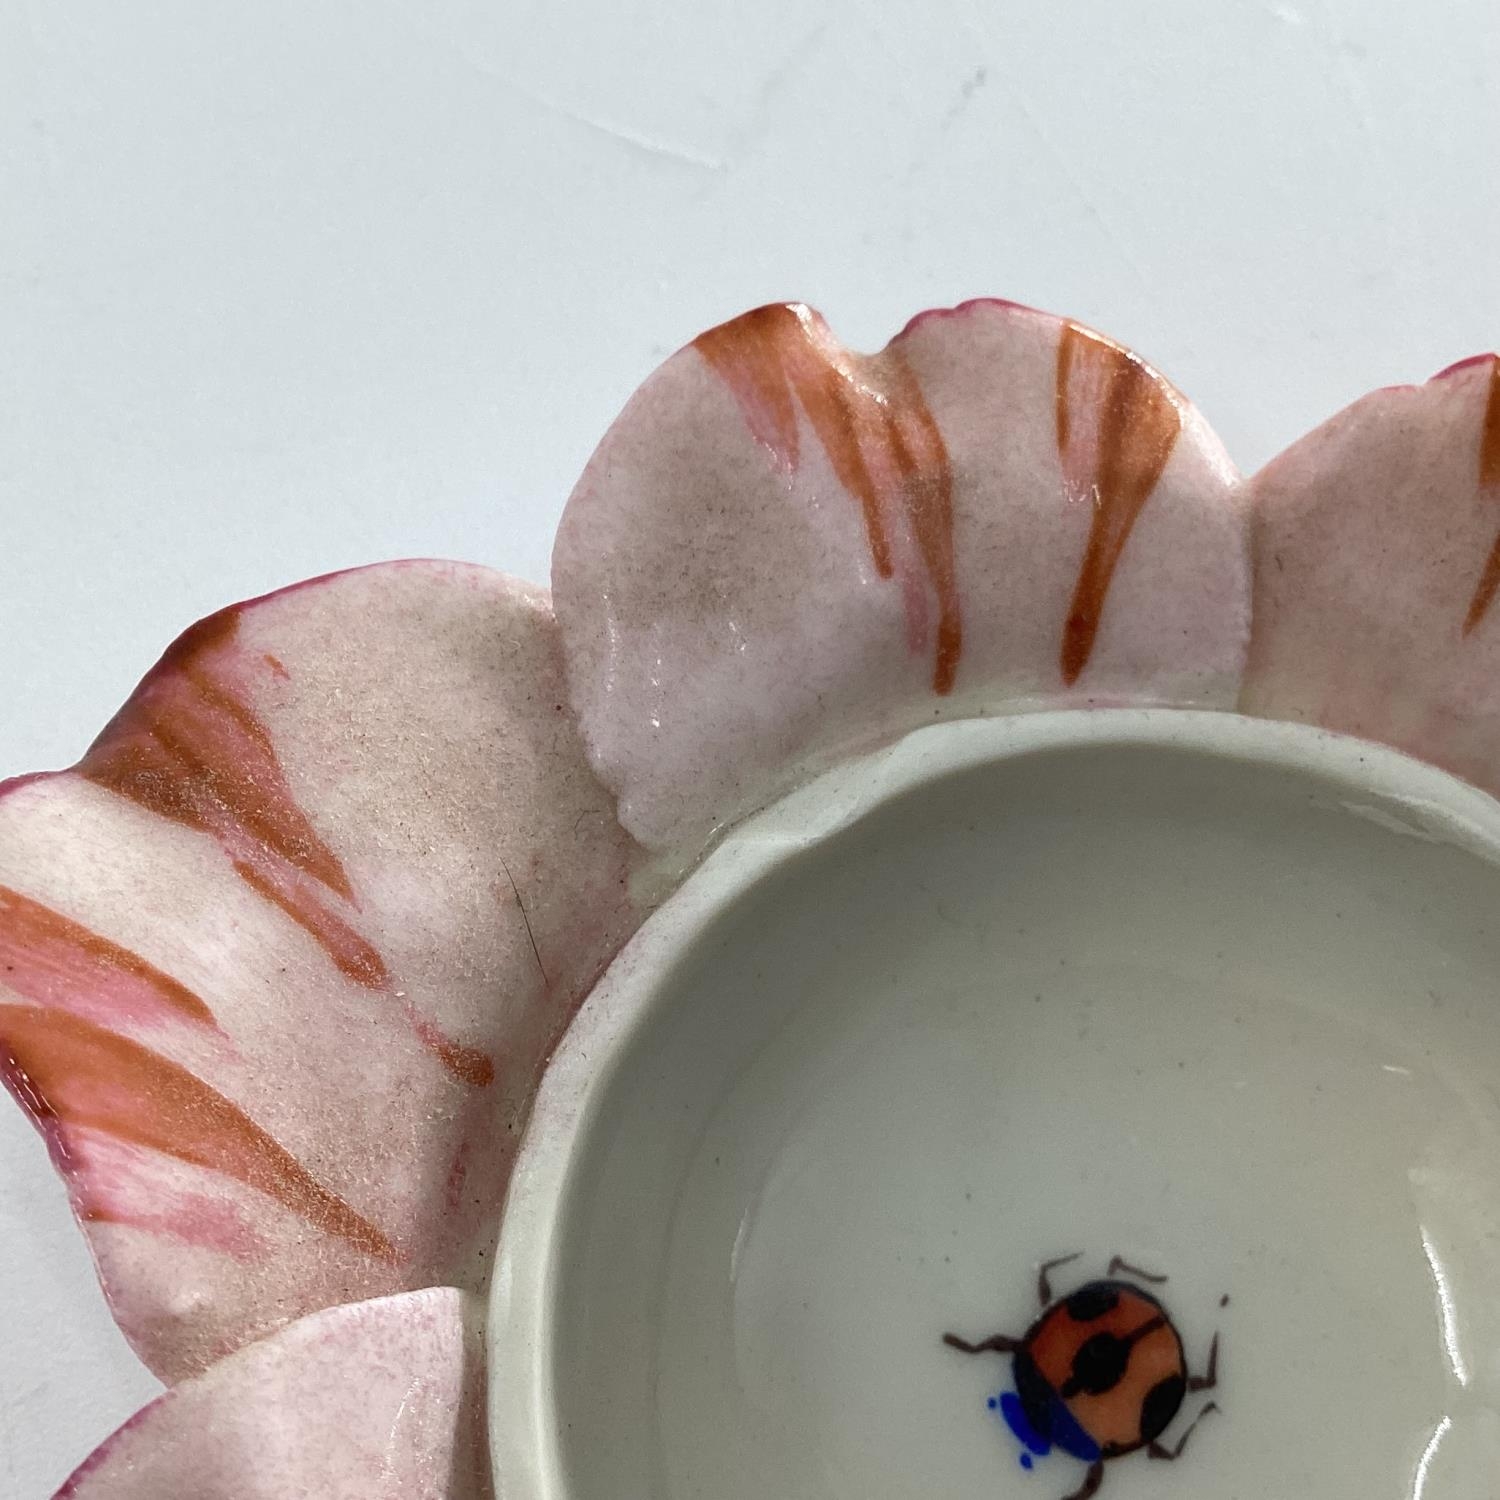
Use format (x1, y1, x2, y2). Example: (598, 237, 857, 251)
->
(943, 1253, 1221, 1500)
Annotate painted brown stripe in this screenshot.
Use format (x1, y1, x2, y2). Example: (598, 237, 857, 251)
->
(0, 1004, 397, 1260)
(695, 305, 962, 694)
(233, 860, 494, 1087)
(81, 654, 353, 902)
(1056, 322, 1183, 686)
(883, 364, 961, 695)
(231, 864, 492, 1086)
(78, 609, 495, 1089)
(1461, 358, 1500, 636)
(231, 860, 389, 990)
(82, 722, 348, 897)
(0, 885, 215, 1027)
(407, 1014, 496, 1090)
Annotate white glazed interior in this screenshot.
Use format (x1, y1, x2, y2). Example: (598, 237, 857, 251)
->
(490, 711, 1500, 1500)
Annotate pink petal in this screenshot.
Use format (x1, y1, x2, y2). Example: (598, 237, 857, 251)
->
(55, 1288, 489, 1500)
(554, 300, 1249, 861)
(0, 561, 644, 1380)
(1242, 355, 1500, 786)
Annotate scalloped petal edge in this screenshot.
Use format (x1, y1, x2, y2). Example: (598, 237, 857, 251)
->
(0, 559, 646, 1379)
(553, 299, 1249, 866)
(54, 1288, 490, 1500)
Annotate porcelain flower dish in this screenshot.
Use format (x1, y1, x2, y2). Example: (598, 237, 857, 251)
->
(4, 299, 1500, 1499)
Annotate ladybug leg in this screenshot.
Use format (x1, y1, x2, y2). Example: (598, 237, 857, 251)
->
(1187, 1331, 1219, 1392)
(1105, 1255, 1168, 1284)
(1061, 1459, 1105, 1500)
(1147, 1400, 1220, 1460)
(1037, 1252, 1084, 1305)
(941, 1331, 1020, 1355)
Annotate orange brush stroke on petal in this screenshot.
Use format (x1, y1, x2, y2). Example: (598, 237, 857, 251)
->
(232, 863, 494, 1087)
(76, 608, 494, 1088)
(80, 611, 353, 900)
(1460, 358, 1500, 635)
(0, 1005, 397, 1260)
(408, 1015, 495, 1090)
(695, 305, 962, 694)
(0, 885, 216, 1029)
(890, 388, 962, 695)
(1055, 322, 1183, 686)
(230, 860, 390, 990)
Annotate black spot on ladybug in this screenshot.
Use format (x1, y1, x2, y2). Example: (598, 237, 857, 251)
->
(1065, 1284, 1120, 1321)
(1140, 1373, 1186, 1443)
(1063, 1330, 1133, 1396)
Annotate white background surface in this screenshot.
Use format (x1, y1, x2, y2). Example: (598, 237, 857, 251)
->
(0, 1, 1496, 1493)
